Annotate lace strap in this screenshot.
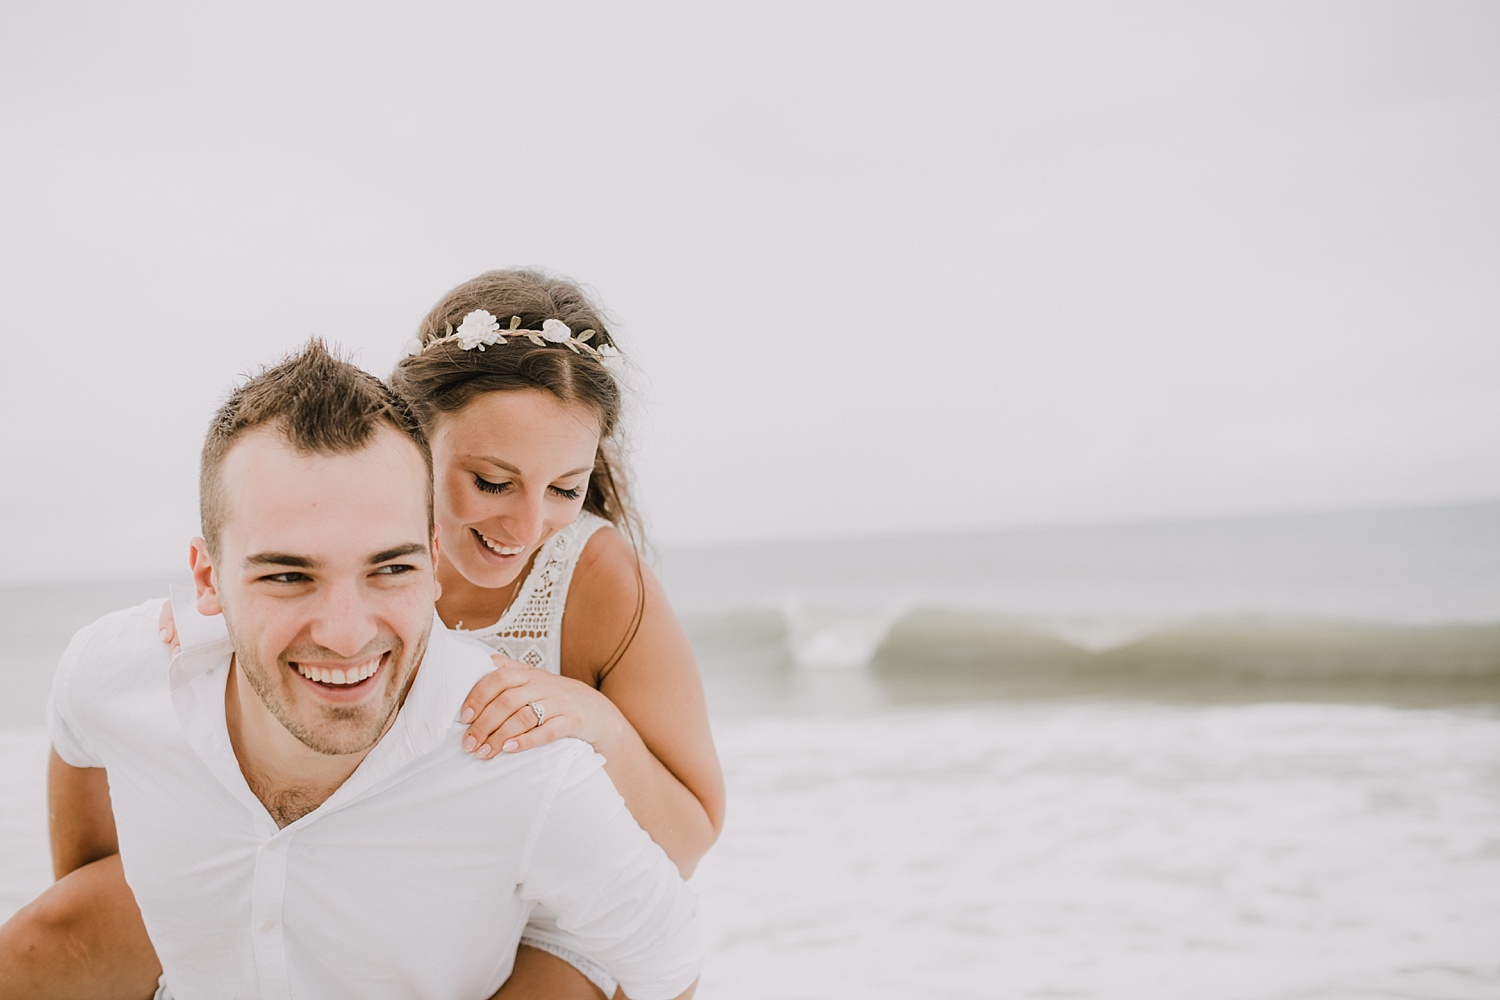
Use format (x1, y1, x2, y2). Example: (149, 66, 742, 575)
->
(468, 512, 609, 673)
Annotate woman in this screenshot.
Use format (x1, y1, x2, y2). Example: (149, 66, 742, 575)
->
(2, 270, 724, 1000)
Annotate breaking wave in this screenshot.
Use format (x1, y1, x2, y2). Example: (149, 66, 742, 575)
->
(683, 605, 1500, 690)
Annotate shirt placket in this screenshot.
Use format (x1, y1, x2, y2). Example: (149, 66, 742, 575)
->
(250, 829, 294, 998)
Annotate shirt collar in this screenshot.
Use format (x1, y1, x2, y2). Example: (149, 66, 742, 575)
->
(370, 614, 476, 757)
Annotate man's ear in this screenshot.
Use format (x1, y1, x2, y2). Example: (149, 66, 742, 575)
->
(190, 537, 222, 616)
(431, 526, 442, 603)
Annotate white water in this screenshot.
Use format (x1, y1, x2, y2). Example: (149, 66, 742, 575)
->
(693, 701, 1500, 999)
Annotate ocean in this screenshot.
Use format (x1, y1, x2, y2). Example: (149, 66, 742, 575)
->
(3, 502, 1499, 998)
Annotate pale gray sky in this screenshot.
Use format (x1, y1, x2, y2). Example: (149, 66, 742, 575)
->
(2, 2, 1497, 582)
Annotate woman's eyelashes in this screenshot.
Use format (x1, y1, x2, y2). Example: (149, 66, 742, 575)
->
(472, 474, 510, 495)
(472, 474, 585, 501)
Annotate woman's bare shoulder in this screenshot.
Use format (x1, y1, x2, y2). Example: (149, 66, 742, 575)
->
(562, 525, 687, 681)
(570, 524, 648, 602)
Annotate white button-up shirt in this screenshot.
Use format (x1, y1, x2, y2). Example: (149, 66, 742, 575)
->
(49, 601, 702, 1000)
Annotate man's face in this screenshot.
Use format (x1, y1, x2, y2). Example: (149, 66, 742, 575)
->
(194, 425, 438, 756)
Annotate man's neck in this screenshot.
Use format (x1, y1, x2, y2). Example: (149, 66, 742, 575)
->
(224, 658, 378, 828)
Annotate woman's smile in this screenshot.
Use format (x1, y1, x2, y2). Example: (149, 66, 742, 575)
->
(472, 528, 529, 562)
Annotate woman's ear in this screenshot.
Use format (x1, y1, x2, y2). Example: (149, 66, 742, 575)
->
(190, 537, 222, 616)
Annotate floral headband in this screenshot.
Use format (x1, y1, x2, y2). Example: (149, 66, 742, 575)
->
(404, 309, 620, 364)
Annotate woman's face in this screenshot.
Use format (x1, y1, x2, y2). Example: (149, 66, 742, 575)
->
(429, 389, 602, 591)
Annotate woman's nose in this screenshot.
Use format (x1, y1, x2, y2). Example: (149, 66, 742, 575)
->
(506, 491, 545, 547)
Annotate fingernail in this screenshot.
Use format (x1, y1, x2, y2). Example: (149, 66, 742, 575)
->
(502, 740, 519, 753)
(171, 645, 181, 656)
(477, 744, 493, 758)
(158, 629, 169, 642)
(463, 736, 477, 753)
(459, 707, 475, 724)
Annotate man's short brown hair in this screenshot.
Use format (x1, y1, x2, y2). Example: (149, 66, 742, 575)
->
(199, 339, 434, 556)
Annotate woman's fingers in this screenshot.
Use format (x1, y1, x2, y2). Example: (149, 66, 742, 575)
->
(458, 672, 509, 728)
(458, 658, 534, 726)
(472, 702, 570, 758)
(463, 685, 538, 752)
(156, 601, 180, 654)
(460, 658, 597, 758)
(496, 717, 568, 756)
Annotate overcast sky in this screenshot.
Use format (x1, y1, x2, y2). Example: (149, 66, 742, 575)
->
(2, 2, 1497, 583)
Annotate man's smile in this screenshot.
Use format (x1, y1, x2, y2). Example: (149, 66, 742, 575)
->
(287, 653, 388, 702)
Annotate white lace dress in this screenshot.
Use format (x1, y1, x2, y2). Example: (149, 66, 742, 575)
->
(455, 510, 618, 995)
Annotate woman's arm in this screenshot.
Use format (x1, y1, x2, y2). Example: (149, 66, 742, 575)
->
(565, 528, 725, 876)
(48, 751, 117, 879)
(460, 527, 725, 877)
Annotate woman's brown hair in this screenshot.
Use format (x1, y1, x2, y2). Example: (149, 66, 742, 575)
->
(390, 269, 644, 671)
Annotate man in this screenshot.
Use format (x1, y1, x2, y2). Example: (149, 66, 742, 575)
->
(28, 342, 701, 998)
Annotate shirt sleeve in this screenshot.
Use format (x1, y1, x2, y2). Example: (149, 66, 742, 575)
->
(47, 616, 109, 768)
(518, 743, 704, 1000)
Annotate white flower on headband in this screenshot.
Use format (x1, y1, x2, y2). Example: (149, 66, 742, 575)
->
(540, 319, 572, 344)
(403, 337, 424, 358)
(598, 344, 619, 359)
(455, 310, 502, 350)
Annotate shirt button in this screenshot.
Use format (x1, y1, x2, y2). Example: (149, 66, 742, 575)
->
(260, 920, 276, 933)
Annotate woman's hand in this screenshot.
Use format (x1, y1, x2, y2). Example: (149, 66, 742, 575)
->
(459, 656, 622, 759)
(157, 601, 180, 655)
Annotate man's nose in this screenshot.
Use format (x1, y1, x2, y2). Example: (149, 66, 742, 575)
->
(307, 579, 379, 658)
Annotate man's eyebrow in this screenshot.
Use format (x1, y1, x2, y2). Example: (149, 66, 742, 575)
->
(245, 553, 316, 569)
(472, 455, 594, 479)
(242, 544, 426, 570)
(370, 543, 428, 565)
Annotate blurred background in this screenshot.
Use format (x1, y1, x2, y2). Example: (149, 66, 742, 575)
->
(2, 3, 1498, 997)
